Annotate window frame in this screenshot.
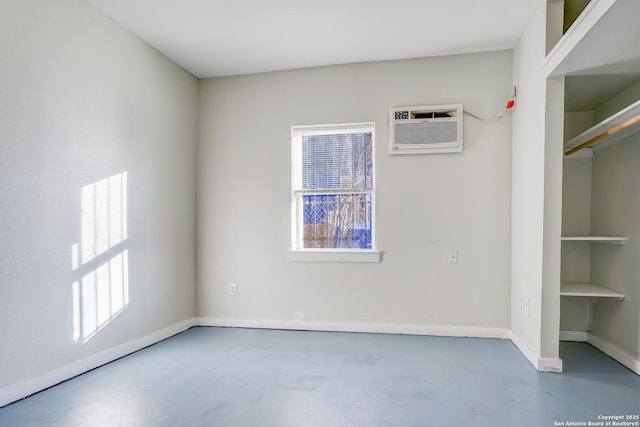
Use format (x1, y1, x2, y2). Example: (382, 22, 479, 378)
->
(289, 122, 380, 263)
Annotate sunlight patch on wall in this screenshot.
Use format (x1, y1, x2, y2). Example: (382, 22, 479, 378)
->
(80, 172, 128, 264)
(71, 172, 129, 343)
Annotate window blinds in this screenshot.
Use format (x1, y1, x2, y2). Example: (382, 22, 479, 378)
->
(301, 131, 373, 191)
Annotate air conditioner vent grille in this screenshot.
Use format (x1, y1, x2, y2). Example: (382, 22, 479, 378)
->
(395, 121, 458, 145)
(389, 105, 463, 154)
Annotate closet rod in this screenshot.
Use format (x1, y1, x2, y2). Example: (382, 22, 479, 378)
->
(564, 112, 640, 156)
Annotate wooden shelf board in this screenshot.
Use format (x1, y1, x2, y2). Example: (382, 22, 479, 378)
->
(561, 283, 625, 300)
(561, 236, 628, 244)
(564, 99, 640, 155)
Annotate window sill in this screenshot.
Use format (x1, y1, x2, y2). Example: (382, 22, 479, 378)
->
(287, 250, 381, 263)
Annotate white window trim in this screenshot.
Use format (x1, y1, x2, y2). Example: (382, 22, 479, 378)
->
(287, 249, 381, 263)
(290, 122, 379, 263)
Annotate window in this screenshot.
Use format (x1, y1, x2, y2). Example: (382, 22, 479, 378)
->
(290, 122, 379, 262)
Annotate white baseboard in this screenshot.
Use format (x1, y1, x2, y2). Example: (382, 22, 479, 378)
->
(560, 330, 588, 342)
(0, 318, 196, 408)
(587, 333, 640, 376)
(509, 330, 563, 372)
(196, 317, 510, 339)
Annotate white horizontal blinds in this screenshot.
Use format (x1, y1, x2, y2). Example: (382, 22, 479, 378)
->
(295, 125, 374, 249)
(301, 130, 373, 191)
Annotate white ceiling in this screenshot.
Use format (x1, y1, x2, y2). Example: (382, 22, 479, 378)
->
(88, 0, 538, 78)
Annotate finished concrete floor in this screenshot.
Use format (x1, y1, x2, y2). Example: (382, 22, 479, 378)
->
(1, 327, 639, 426)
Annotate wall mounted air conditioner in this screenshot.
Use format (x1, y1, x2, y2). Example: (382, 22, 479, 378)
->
(388, 104, 463, 154)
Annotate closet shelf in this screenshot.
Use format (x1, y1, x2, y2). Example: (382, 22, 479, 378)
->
(561, 236, 628, 244)
(545, 0, 640, 78)
(561, 283, 625, 300)
(564, 100, 640, 156)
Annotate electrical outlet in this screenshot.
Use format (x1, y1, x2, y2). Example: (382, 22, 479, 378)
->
(229, 283, 237, 296)
(448, 250, 458, 264)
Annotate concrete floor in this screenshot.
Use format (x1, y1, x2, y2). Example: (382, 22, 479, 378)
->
(1, 327, 639, 427)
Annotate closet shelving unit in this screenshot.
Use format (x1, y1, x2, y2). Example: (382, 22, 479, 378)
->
(546, 1, 640, 312)
(560, 237, 627, 300)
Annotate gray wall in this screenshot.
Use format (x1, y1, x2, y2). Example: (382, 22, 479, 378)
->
(511, 2, 547, 356)
(0, 0, 198, 388)
(197, 51, 513, 329)
(591, 131, 640, 360)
